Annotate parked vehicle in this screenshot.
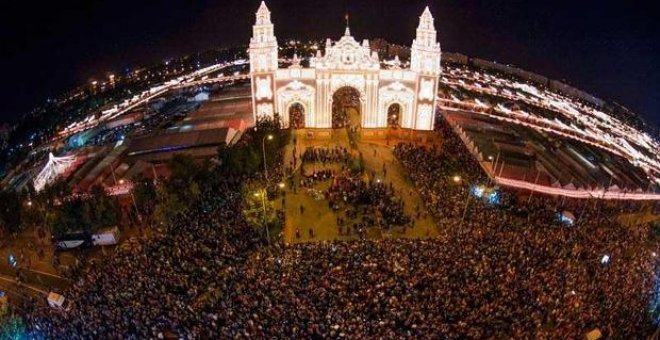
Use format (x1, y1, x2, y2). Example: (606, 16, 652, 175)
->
(91, 227, 121, 246)
(53, 232, 92, 250)
(47, 292, 70, 311)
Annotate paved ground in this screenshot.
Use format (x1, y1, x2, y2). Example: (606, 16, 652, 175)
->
(618, 209, 660, 227)
(278, 127, 439, 244)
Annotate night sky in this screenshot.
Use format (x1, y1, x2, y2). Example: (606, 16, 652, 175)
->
(1, 0, 658, 125)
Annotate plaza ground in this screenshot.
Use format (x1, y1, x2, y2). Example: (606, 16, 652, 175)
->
(277, 126, 440, 244)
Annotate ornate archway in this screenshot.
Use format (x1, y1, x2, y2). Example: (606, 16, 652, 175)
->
(288, 102, 305, 129)
(331, 86, 361, 129)
(387, 103, 402, 128)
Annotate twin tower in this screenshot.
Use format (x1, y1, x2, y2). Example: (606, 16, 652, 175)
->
(248, 1, 441, 131)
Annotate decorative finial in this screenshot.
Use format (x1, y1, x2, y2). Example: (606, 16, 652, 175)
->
(423, 6, 431, 15)
(344, 14, 351, 36)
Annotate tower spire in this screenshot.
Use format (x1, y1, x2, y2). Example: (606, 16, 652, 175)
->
(256, 1, 272, 25)
(419, 5, 434, 30)
(344, 14, 351, 36)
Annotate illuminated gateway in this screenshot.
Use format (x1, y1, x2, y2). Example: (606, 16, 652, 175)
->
(248, 2, 441, 130)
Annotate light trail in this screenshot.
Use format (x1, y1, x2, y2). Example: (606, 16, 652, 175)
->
(494, 176, 660, 201)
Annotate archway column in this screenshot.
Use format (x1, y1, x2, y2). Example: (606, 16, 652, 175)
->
(316, 77, 331, 128)
(363, 77, 379, 128)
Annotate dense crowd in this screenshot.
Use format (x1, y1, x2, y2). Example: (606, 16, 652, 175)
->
(387, 104, 401, 128)
(331, 88, 360, 129)
(327, 176, 411, 231)
(25, 176, 263, 338)
(217, 233, 657, 338)
(288, 103, 305, 129)
(388, 115, 660, 338)
(19, 115, 660, 339)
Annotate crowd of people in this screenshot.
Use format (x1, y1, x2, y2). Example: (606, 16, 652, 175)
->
(326, 176, 412, 232)
(17, 114, 660, 339)
(298, 169, 334, 188)
(288, 103, 305, 129)
(301, 146, 350, 165)
(24, 176, 264, 338)
(331, 88, 360, 129)
(387, 104, 401, 128)
(388, 115, 660, 338)
(213, 233, 657, 338)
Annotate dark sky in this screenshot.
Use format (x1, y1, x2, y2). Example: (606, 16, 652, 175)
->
(1, 0, 658, 125)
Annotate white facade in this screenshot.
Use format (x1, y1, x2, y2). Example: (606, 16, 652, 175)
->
(249, 2, 441, 130)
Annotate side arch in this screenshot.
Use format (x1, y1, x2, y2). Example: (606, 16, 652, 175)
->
(377, 82, 415, 128)
(276, 80, 315, 128)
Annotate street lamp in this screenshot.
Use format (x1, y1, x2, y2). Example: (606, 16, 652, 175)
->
(122, 179, 142, 223)
(262, 134, 274, 179)
(255, 188, 270, 244)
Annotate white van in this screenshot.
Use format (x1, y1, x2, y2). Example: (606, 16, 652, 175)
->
(92, 227, 121, 246)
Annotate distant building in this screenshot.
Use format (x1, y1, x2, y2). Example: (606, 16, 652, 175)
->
(371, 39, 411, 60)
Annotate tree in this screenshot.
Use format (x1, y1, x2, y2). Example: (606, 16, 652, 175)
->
(217, 143, 261, 176)
(50, 197, 87, 237)
(217, 116, 286, 176)
(131, 175, 157, 216)
(153, 155, 207, 224)
(154, 185, 187, 225)
(88, 185, 120, 229)
(40, 179, 69, 205)
(20, 198, 45, 230)
(0, 190, 22, 234)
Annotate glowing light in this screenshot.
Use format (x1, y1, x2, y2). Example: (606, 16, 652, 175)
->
(439, 64, 660, 177)
(650, 275, 660, 324)
(601, 255, 610, 264)
(452, 175, 461, 183)
(33, 152, 76, 192)
(471, 185, 485, 198)
(494, 176, 660, 201)
(557, 212, 575, 226)
(487, 190, 501, 205)
(8, 254, 17, 268)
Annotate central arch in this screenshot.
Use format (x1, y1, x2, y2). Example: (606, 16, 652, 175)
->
(387, 103, 402, 128)
(287, 102, 305, 129)
(331, 86, 361, 129)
